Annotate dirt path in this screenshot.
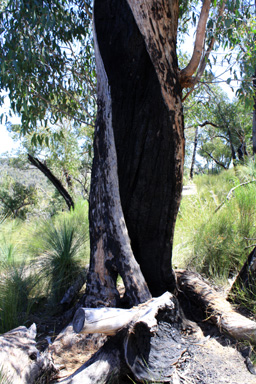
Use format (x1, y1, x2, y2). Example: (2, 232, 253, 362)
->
(182, 183, 197, 196)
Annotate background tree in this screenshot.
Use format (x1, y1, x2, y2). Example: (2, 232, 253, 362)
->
(184, 86, 252, 176)
(0, 173, 38, 219)
(199, 98, 251, 170)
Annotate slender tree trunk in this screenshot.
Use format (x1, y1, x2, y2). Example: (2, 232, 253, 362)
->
(227, 128, 237, 166)
(190, 126, 198, 179)
(229, 246, 256, 302)
(253, 67, 256, 155)
(85, 0, 184, 304)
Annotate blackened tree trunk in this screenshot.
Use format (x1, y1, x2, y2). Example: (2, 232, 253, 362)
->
(227, 128, 237, 167)
(190, 126, 198, 179)
(229, 246, 256, 303)
(28, 154, 74, 211)
(85, 0, 184, 305)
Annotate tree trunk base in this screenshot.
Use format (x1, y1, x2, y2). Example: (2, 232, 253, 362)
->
(3, 271, 256, 384)
(55, 286, 256, 384)
(59, 292, 201, 383)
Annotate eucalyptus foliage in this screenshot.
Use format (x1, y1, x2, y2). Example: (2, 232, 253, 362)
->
(0, 0, 95, 145)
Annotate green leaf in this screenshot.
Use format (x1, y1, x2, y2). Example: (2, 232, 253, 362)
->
(224, 18, 232, 29)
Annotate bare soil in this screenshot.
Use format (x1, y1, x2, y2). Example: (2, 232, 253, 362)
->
(175, 332, 256, 384)
(45, 316, 256, 383)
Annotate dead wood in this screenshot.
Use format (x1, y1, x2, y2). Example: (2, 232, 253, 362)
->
(59, 292, 195, 383)
(28, 154, 74, 211)
(215, 180, 256, 213)
(176, 269, 256, 344)
(0, 323, 57, 384)
(59, 331, 126, 384)
(60, 270, 87, 306)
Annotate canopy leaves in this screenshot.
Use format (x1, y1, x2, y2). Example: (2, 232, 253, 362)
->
(0, 0, 95, 140)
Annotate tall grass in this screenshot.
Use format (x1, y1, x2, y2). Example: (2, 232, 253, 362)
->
(0, 199, 90, 332)
(39, 219, 85, 304)
(0, 238, 37, 333)
(174, 166, 256, 285)
(29, 199, 90, 306)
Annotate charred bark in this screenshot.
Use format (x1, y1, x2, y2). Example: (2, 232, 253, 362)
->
(85, 0, 152, 308)
(28, 154, 74, 211)
(190, 126, 198, 179)
(61, 293, 191, 384)
(87, 0, 184, 300)
(229, 246, 256, 302)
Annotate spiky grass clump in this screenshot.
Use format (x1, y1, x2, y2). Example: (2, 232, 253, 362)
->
(39, 218, 85, 305)
(0, 240, 37, 333)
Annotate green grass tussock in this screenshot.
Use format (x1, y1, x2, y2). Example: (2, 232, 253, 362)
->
(0, 199, 90, 333)
(38, 218, 85, 304)
(174, 166, 256, 282)
(0, 240, 38, 333)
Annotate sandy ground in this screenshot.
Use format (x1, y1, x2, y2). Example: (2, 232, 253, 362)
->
(48, 318, 256, 383)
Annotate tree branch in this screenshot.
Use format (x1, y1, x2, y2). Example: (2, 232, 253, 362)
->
(202, 150, 228, 169)
(81, 0, 92, 19)
(28, 154, 74, 211)
(198, 120, 218, 128)
(215, 180, 256, 213)
(181, 0, 227, 93)
(180, 0, 211, 87)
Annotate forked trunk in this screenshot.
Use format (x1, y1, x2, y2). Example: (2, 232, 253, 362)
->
(85, 0, 184, 305)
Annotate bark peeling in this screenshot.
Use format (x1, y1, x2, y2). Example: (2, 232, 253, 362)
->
(85, 8, 151, 307)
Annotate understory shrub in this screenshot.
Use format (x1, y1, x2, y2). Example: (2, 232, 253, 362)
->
(39, 219, 85, 304)
(0, 199, 90, 332)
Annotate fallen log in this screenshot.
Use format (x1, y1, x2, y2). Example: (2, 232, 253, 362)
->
(73, 307, 138, 335)
(60, 292, 196, 383)
(0, 323, 57, 384)
(176, 269, 256, 344)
